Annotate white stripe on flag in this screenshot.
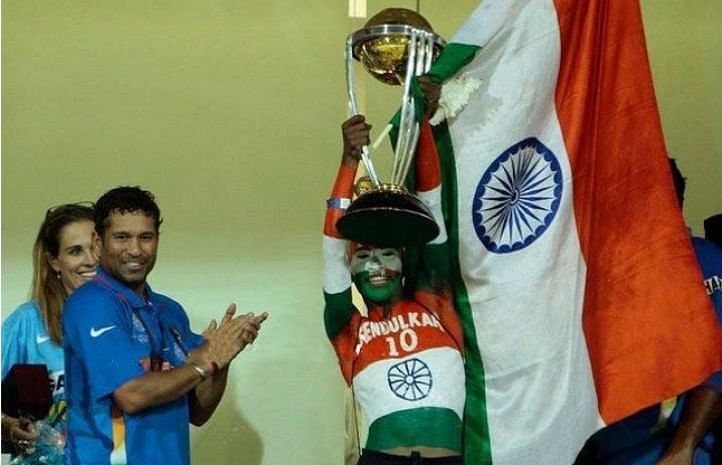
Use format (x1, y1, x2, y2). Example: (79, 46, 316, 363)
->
(417, 185, 448, 245)
(449, 1, 603, 464)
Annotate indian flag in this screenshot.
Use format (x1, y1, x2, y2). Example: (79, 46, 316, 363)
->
(418, 1, 722, 464)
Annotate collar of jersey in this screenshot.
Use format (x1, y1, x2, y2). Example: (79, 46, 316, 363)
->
(95, 266, 156, 311)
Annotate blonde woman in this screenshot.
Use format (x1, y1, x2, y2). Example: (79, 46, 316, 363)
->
(1, 203, 98, 455)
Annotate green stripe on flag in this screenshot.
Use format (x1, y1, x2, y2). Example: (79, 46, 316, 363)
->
(432, 122, 492, 465)
(387, 40, 490, 461)
(388, 43, 480, 130)
(426, 43, 480, 84)
(366, 407, 462, 452)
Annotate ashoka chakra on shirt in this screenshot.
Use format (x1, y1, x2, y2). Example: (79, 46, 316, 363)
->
(386, 358, 433, 401)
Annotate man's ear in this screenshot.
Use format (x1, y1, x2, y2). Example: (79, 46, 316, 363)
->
(93, 233, 102, 259)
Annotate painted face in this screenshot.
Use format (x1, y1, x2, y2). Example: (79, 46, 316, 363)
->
(101, 212, 158, 294)
(49, 220, 99, 293)
(350, 246, 402, 303)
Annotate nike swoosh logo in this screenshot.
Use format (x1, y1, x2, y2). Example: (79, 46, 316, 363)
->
(90, 325, 116, 338)
(36, 335, 50, 344)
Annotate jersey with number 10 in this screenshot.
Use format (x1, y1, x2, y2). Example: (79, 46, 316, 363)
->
(329, 288, 465, 452)
(322, 119, 466, 453)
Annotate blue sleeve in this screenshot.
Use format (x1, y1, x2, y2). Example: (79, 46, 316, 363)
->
(1, 302, 34, 380)
(63, 288, 147, 401)
(705, 276, 722, 389)
(165, 300, 204, 353)
(693, 238, 722, 389)
(704, 371, 722, 392)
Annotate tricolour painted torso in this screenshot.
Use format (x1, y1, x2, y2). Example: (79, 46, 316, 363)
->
(332, 293, 465, 452)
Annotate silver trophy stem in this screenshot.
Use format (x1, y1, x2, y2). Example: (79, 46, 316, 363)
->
(399, 121, 420, 187)
(397, 32, 431, 185)
(345, 38, 381, 187)
(415, 31, 428, 77)
(397, 118, 419, 187)
(424, 32, 434, 72)
(393, 96, 415, 185)
(345, 38, 359, 115)
(398, 34, 433, 185)
(371, 123, 394, 152)
(391, 29, 419, 185)
(394, 29, 436, 186)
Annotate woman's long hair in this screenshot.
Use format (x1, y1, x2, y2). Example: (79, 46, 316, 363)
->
(31, 203, 94, 345)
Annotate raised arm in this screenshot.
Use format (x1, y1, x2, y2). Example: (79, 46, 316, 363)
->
(414, 117, 451, 290)
(410, 117, 463, 347)
(322, 116, 371, 382)
(655, 385, 722, 465)
(323, 116, 370, 337)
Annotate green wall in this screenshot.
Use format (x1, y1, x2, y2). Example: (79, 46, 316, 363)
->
(2, 1, 720, 464)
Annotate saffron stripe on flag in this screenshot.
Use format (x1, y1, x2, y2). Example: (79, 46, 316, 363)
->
(553, 0, 722, 422)
(422, 0, 722, 464)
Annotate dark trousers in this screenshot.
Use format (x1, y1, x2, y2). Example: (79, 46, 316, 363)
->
(357, 449, 463, 465)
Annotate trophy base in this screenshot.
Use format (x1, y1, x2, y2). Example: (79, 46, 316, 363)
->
(336, 186, 439, 248)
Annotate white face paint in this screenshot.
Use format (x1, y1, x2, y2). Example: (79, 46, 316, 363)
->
(350, 247, 402, 279)
(351, 246, 403, 303)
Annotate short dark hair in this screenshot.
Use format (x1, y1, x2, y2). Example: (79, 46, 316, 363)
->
(668, 158, 686, 208)
(95, 186, 163, 235)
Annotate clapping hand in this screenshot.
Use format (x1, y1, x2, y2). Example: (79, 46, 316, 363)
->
(237, 311, 268, 350)
(194, 304, 268, 373)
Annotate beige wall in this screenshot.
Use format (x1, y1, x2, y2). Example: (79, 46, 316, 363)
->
(2, 1, 720, 464)
(642, 1, 722, 232)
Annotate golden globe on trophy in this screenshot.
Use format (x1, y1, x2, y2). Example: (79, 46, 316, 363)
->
(337, 8, 446, 248)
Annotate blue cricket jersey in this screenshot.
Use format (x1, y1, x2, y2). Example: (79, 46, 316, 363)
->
(63, 267, 204, 465)
(2, 300, 67, 425)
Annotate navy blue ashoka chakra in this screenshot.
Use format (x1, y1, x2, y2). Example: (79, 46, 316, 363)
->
(387, 358, 433, 401)
(472, 137, 563, 254)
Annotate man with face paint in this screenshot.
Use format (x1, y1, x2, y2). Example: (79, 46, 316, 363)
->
(323, 113, 466, 465)
(350, 247, 403, 304)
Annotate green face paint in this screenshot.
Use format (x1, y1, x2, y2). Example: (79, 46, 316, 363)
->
(353, 271, 402, 303)
(351, 247, 403, 303)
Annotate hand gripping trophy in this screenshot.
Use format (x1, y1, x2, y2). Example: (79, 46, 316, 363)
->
(338, 8, 446, 247)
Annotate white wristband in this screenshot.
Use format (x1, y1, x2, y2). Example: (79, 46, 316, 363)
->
(327, 198, 351, 209)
